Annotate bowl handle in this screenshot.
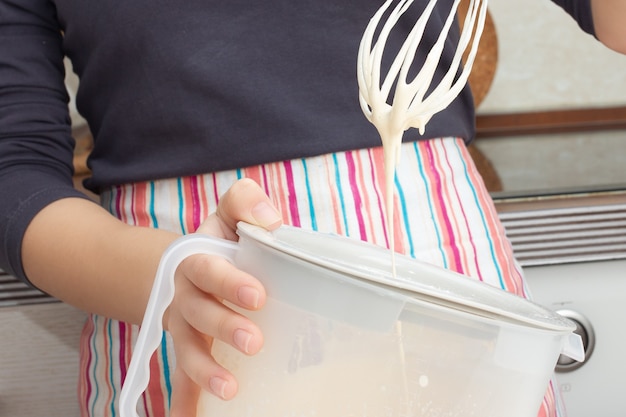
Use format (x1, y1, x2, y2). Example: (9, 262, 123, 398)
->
(561, 332, 586, 363)
(119, 234, 239, 417)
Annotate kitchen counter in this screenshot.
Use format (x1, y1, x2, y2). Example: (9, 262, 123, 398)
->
(0, 302, 85, 417)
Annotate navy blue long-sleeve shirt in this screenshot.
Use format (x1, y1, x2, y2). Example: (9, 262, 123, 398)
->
(0, 0, 595, 282)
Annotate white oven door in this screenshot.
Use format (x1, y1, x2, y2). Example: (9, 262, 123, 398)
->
(525, 260, 626, 417)
(498, 197, 626, 417)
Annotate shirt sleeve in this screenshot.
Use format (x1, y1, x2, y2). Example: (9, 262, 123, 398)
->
(550, 0, 596, 36)
(0, 0, 88, 284)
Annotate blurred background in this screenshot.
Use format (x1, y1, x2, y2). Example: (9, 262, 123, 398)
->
(473, 0, 626, 196)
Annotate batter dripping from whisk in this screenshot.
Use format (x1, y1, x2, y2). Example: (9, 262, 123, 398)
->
(357, 0, 488, 274)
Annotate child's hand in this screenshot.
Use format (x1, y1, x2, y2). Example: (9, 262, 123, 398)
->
(164, 178, 282, 416)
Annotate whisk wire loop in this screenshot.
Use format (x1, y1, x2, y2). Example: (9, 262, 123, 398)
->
(358, 0, 488, 136)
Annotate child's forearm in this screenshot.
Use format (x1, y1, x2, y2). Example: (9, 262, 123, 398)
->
(22, 197, 179, 325)
(591, 0, 626, 54)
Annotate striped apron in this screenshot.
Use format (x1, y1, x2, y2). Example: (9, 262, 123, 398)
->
(78, 137, 563, 417)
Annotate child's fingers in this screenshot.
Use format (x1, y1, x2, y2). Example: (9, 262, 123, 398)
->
(173, 268, 264, 355)
(167, 303, 239, 401)
(169, 366, 201, 417)
(215, 178, 282, 232)
(178, 254, 267, 311)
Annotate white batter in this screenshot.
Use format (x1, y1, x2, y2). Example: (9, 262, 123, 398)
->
(357, 0, 487, 274)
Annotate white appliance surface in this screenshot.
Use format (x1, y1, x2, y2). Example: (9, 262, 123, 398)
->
(525, 259, 626, 417)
